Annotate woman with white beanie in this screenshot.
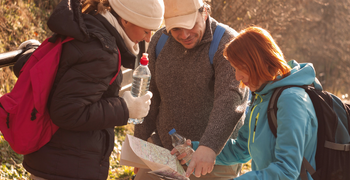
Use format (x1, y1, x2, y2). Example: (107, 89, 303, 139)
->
(19, 0, 164, 179)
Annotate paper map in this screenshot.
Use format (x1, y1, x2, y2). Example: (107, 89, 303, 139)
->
(120, 134, 189, 180)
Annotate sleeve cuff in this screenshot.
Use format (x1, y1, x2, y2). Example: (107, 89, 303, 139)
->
(192, 141, 199, 151)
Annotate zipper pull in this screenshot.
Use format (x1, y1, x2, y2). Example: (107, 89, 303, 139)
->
(253, 113, 259, 143)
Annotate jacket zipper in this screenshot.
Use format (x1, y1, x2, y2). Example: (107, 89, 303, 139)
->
(248, 94, 262, 156)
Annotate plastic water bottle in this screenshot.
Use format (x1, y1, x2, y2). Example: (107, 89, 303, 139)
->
(128, 53, 151, 124)
(168, 128, 194, 162)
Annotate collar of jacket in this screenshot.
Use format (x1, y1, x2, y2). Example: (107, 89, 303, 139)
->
(95, 14, 136, 69)
(47, 0, 136, 69)
(47, 0, 88, 40)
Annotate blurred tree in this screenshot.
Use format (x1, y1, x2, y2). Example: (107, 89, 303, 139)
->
(0, 0, 54, 95)
(206, 0, 350, 96)
(33, 0, 61, 10)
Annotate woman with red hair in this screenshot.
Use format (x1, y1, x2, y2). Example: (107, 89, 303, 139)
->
(175, 27, 320, 180)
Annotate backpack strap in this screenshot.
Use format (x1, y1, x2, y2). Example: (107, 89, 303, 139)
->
(155, 24, 226, 64)
(209, 24, 226, 64)
(301, 157, 316, 179)
(267, 86, 287, 137)
(344, 102, 350, 137)
(156, 33, 169, 58)
(267, 85, 310, 137)
(267, 85, 316, 180)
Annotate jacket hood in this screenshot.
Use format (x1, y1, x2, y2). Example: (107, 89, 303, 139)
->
(46, 0, 136, 68)
(257, 60, 322, 95)
(47, 0, 89, 41)
(47, 0, 116, 53)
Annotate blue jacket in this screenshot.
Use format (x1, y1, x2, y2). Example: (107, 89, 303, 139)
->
(193, 60, 319, 180)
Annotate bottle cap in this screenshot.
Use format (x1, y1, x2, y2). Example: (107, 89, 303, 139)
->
(140, 53, 149, 65)
(168, 128, 176, 135)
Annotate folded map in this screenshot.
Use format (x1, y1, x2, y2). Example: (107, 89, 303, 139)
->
(120, 134, 189, 180)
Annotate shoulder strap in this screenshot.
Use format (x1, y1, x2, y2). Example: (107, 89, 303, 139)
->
(155, 24, 226, 65)
(267, 85, 312, 137)
(209, 24, 226, 64)
(267, 85, 316, 180)
(267, 86, 287, 137)
(155, 33, 169, 58)
(344, 102, 350, 137)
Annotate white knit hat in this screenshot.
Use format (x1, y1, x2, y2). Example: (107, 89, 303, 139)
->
(109, 0, 164, 30)
(164, 0, 203, 32)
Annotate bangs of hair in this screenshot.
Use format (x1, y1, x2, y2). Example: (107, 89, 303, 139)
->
(224, 27, 291, 88)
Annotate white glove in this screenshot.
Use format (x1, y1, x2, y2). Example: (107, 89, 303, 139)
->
(122, 91, 153, 119)
(18, 39, 41, 50)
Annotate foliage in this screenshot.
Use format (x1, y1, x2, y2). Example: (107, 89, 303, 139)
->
(0, 1, 136, 178)
(206, 0, 350, 96)
(0, 134, 30, 179)
(109, 124, 136, 179)
(241, 160, 252, 175)
(0, 0, 52, 53)
(0, 0, 53, 96)
(0, 67, 17, 96)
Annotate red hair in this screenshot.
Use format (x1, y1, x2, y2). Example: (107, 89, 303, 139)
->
(224, 27, 291, 88)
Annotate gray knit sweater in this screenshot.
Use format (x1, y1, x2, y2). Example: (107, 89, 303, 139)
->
(134, 17, 249, 154)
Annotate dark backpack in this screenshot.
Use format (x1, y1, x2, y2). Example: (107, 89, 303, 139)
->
(0, 36, 120, 154)
(268, 85, 350, 180)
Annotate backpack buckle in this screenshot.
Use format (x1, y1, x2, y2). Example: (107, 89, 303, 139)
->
(325, 141, 350, 151)
(344, 144, 350, 151)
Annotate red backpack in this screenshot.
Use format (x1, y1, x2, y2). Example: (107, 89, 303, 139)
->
(0, 36, 120, 154)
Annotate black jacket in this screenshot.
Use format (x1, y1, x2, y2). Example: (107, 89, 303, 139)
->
(22, 0, 135, 179)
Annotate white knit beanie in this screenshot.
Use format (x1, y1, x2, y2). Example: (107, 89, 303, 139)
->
(109, 0, 164, 30)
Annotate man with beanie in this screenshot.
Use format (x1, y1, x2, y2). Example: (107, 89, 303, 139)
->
(19, 0, 164, 179)
(134, 0, 249, 179)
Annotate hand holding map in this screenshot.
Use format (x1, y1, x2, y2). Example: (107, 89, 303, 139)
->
(120, 134, 189, 180)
